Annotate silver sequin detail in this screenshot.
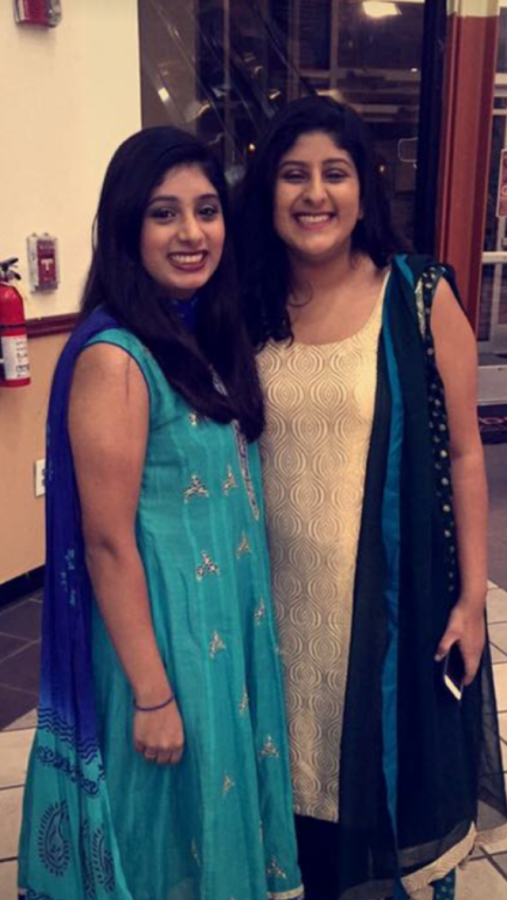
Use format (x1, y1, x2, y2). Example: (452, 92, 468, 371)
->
(259, 736, 280, 759)
(222, 774, 235, 795)
(196, 552, 220, 580)
(233, 422, 260, 521)
(239, 689, 249, 715)
(209, 631, 226, 659)
(266, 857, 287, 880)
(414, 279, 426, 338)
(236, 533, 251, 558)
(222, 466, 238, 495)
(191, 840, 201, 867)
(183, 475, 209, 503)
(254, 598, 266, 625)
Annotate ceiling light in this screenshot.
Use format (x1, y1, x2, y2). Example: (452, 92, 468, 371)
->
(363, 2, 401, 18)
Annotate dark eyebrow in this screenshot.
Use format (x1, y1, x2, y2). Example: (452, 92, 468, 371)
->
(278, 157, 353, 169)
(146, 192, 220, 206)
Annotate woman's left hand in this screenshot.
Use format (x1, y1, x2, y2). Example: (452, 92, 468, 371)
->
(435, 598, 486, 686)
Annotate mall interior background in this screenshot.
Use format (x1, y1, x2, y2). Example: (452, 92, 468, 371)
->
(2, 4, 507, 896)
(1, 0, 507, 591)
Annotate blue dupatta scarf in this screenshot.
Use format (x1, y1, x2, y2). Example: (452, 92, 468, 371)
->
(19, 309, 134, 900)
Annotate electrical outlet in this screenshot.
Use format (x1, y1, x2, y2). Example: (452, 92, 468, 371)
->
(34, 458, 46, 497)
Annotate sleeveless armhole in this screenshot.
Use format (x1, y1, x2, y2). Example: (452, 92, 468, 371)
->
(84, 328, 173, 429)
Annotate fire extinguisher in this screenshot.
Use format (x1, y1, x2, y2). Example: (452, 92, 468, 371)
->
(0, 258, 31, 388)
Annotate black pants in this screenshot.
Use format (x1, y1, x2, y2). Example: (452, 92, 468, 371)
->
(295, 814, 340, 900)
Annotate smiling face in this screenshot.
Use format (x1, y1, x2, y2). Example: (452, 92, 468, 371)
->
(273, 131, 362, 266)
(140, 163, 226, 299)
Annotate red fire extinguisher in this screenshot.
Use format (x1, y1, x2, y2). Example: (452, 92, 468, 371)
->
(0, 258, 31, 388)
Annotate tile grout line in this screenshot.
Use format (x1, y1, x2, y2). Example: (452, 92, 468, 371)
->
(490, 642, 507, 659)
(0, 599, 37, 618)
(0, 783, 25, 792)
(484, 849, 507, 882)
(0, 629, 39, 642)
(0, 635, 39, 651)
(0, 681, 38, 697)
(0, 639, 39, 668)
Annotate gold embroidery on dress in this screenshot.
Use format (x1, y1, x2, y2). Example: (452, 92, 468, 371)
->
(183, 475, 209, 503)
(266, 857, 287, 880)
(254, 598, 266, 625)
(188, 412, 199, 427)
(236, 533, 251, 557)
(259, 736, 280, 759)
(196, 552, 220, 580)
(209, 631, 226, 659)
(222, 773, 235, 795)
(222, 465, 237, 494)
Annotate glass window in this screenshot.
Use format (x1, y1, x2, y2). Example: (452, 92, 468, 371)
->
(478, 9, 507, 352)
(139, 0, 426, 240)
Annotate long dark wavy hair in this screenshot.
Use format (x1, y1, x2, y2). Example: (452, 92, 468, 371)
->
(81, 126, 264, 440)
(236, 96, 404, 346)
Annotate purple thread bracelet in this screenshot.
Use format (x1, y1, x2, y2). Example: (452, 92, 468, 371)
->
(134, 693, 176, 712)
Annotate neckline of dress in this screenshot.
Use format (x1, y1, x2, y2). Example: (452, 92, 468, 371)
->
(287, 267, 391, 351)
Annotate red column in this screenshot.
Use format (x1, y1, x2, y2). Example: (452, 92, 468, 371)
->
(436, 0, 499, 330)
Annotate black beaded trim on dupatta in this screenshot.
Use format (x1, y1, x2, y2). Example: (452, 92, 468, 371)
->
(416, 266, 459, 601)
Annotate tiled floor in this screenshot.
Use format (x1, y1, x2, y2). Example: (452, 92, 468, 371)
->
(0, 594, 42, 731)
(1, 446, 507, 898)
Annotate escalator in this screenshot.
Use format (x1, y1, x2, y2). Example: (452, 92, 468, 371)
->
(138, 0, 432, 246)
(139, 0, 312, 174)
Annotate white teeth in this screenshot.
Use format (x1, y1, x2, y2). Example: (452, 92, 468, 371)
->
(171, 253, 205, 263)
(297, 214, 332, 223)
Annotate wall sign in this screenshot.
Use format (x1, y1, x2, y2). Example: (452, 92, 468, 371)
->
(27, 234, 59, 292)
(14, 0, 62, 27)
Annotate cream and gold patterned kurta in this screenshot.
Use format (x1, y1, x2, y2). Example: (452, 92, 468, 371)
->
(258, 282, 386, 823)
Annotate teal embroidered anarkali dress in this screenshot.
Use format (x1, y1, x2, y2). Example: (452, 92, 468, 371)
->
(18, 325, 303, 900)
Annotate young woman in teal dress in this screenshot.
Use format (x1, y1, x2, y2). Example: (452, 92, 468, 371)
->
(18, 127, 303, 900)
(237, 96, 507, 900)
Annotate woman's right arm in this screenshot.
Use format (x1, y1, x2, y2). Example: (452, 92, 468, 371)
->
(69, 343, 184, 764)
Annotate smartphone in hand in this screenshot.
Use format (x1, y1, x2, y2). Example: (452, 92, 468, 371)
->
(442, 644, 465, 701)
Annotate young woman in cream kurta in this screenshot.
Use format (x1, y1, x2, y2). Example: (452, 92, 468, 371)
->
(238, 97, 506, 900)
(258, 275, 387, 823)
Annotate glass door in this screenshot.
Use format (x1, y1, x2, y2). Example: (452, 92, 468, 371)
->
(139, 0, 428, 245)
(479, 7, 507, 357)
(480, 90, 507, 355)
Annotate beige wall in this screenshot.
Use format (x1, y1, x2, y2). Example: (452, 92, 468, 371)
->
(0, 0, 141, 584)
(0, 334, 67, 583)
(0, 0, 141, 318)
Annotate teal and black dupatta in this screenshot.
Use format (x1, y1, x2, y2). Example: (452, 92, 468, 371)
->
(337, 255, 507, 899)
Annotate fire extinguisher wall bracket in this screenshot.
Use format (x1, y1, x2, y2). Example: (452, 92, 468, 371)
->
(14, 0, 62, 28)
(0, 258, 31, 388)
(27, 233, 59, 292)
